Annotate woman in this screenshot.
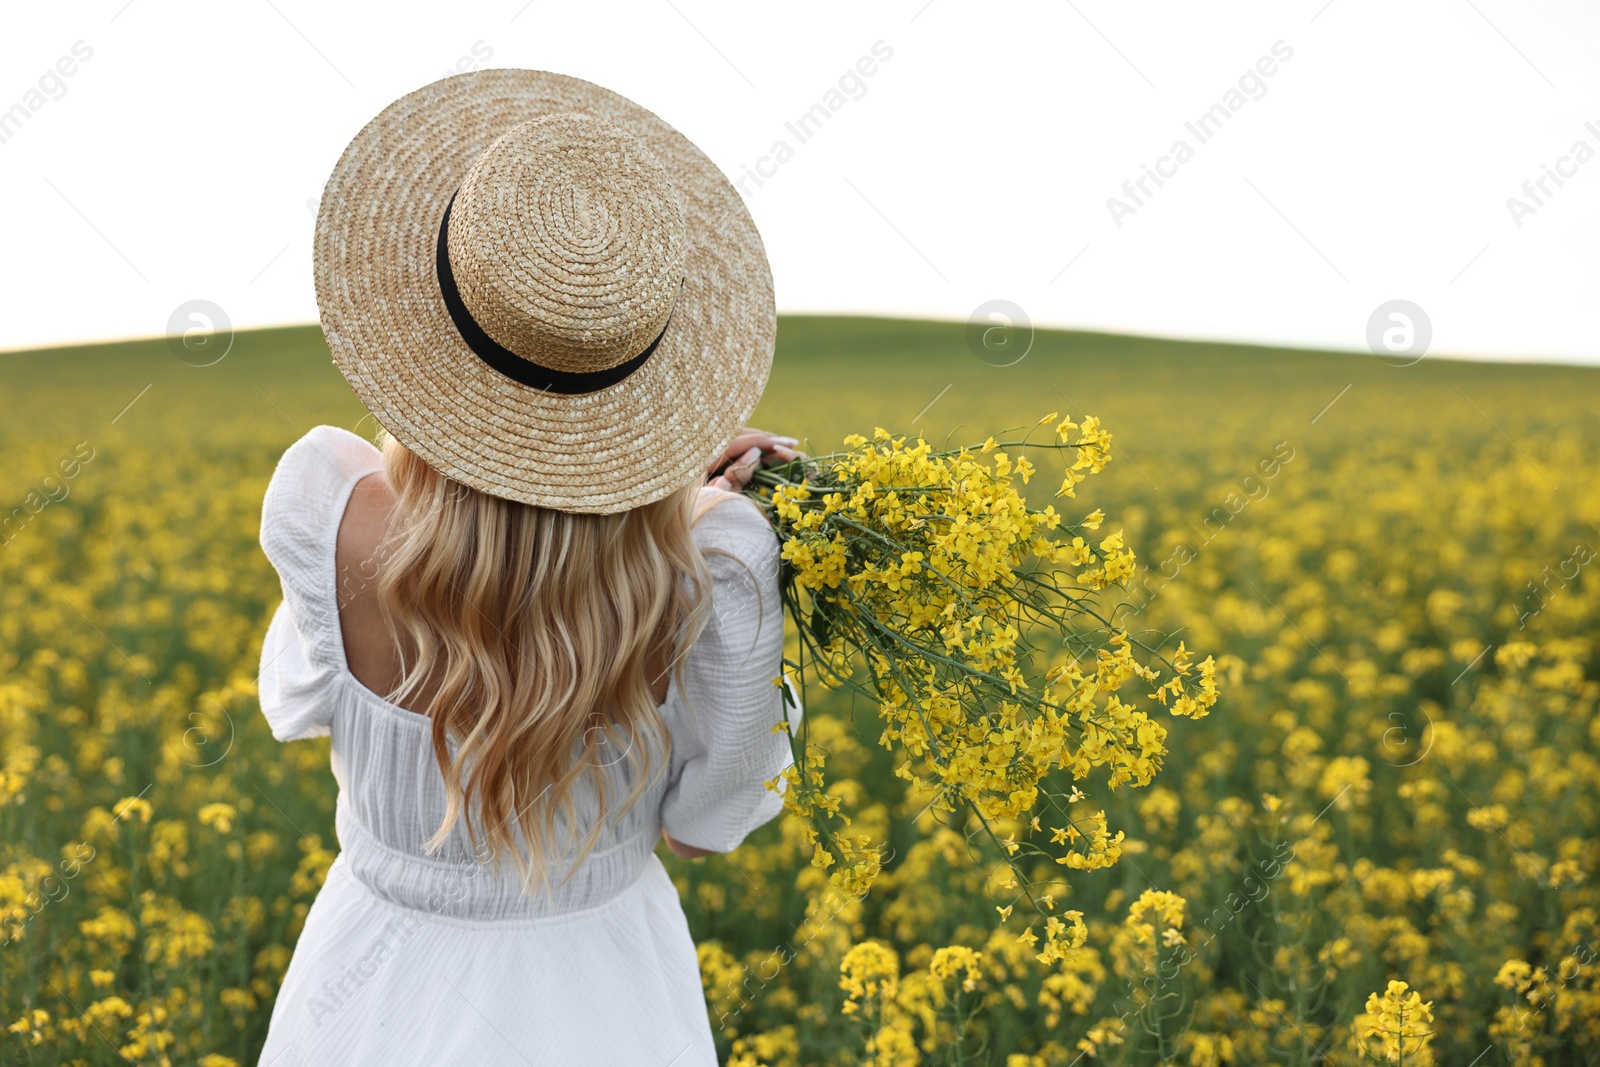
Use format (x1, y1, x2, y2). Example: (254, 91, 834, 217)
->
(255, 69, 800, 1066)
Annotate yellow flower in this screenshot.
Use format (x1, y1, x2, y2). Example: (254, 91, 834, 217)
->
(839, 940, 900, 1012)
(1358, 980, 1435, 1064)
(928, 945, 984, 993)
(113, 796, 153, 825)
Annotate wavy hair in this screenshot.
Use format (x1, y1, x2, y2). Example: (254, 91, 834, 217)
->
(374, 433, 728, 892)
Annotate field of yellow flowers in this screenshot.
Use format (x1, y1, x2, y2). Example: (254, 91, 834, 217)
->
(3, 318, 1598, 1065)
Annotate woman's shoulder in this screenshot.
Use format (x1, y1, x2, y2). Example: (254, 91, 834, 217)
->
(260, 425, 385, 574)
(690, 488, 779, 570)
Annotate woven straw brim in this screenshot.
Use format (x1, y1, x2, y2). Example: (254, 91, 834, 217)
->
(313, 69, 775, 514)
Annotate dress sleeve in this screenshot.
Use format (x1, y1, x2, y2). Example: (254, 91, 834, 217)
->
(256, 426, 383, 742)
(659, 490, 801, 853)
(257, 599, 336, 741)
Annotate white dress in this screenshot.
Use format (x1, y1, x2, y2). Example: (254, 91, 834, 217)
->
(254, 426, 798, 1067)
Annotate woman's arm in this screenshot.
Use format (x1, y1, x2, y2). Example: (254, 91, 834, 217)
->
(662, 831, 716, 860)
(658, 429, 802, 861)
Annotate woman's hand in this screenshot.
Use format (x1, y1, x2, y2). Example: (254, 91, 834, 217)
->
(662, 831, 716, 860)
(707, 427, 805, 491)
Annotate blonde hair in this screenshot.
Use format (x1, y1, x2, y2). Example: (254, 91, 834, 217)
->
(375, 434, 725, 892)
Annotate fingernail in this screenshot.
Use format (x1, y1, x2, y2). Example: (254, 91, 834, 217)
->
(775, 436, 799, 446)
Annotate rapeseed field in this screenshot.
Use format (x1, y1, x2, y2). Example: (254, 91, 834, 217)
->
(3, 318, 1597, 1064)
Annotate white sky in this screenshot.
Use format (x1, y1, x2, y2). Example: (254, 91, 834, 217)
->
(4, 0, 1598, 363)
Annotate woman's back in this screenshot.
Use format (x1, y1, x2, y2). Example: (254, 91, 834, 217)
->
(336, 467, 680, 720)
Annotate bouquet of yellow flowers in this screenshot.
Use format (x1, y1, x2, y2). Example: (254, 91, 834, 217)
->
(745, 412, 1219, 958)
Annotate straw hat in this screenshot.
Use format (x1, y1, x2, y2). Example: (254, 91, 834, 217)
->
(313, 69, 775, 514)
